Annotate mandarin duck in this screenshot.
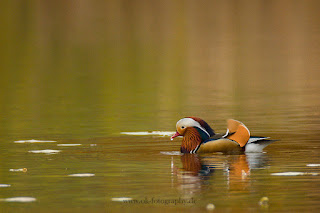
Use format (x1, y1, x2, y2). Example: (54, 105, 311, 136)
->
(171, 117, 275, 154)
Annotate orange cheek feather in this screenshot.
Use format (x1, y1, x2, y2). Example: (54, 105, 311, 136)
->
(177, 127, 185, 135)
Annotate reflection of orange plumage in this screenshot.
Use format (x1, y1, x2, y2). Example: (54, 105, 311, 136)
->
(180, 154, 202, 175)
(172, 154, 204, 194)
(228, 155, 251, 191)
(175, 153, 255, 194)
(229, 155, 250, 178)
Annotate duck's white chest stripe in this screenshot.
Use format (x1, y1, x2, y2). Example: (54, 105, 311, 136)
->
(190, 144, 200, 154)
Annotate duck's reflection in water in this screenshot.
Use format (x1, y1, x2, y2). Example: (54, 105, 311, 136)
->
(172, 153, 268, 195)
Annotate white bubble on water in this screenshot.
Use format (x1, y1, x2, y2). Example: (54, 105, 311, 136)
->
(0, 197, 36, 202)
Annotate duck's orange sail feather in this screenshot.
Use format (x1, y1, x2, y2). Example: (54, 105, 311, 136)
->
(226, 119, 250, 147)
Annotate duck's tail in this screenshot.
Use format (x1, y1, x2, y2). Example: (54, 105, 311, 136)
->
(244, 137, 277, 153)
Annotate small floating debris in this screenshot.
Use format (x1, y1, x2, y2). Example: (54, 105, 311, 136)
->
(160, 151, 182, 156)
(57, 144, 82, 147)
(14, 139, 56, 143)
(259, 197, 269, 207)
(28, 149, 61, 154)
(0, 197, 36, 202)
(307, 164, 320, 167)
(90, 144, 97, 147)
(121, 131, 175, 136)
(9, 168, 27, 172)
(271, 172, 318, 176)
(111, 197, 133, 202)
(206, 203, 215, 210)
(68, 173, 95, 177)
(0, 184, 11, 188)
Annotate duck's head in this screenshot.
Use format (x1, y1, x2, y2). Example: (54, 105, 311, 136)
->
(171, 117, 215, 139)
(171, 117, 215, 153)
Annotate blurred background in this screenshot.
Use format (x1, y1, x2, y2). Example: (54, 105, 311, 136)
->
(1, 0, 320, 139)
(1, 1, 320, 212)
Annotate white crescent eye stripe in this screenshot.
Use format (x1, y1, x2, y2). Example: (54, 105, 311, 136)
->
(176, 118, 210, 137)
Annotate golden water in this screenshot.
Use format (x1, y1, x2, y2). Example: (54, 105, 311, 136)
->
(1, 1, 320, 212)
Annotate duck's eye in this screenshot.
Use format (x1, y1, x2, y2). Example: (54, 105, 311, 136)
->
(181, 126, 185, 129)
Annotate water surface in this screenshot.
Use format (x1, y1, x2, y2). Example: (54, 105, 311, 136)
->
(1, 1, 320, 212)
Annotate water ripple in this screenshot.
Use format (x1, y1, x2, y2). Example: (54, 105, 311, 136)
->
(121, 131, 175, 136)
(57, 144, 82, 146)
(271, 172, 318, 176)
(28, 150, 61, 154)
(68, 173, 95, 177)
(0, 197, 36, 202)
(14, 139, 56, 143)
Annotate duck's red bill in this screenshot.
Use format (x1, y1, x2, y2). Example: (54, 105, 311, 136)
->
(171, 132, 181, 140)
